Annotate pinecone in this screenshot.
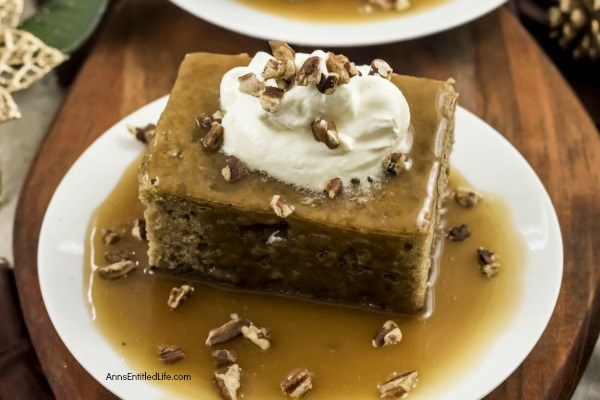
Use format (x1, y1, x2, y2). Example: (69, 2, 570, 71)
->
(549, 0, 600, 61)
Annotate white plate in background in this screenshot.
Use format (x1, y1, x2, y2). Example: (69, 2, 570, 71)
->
(168, 0, 507, 46)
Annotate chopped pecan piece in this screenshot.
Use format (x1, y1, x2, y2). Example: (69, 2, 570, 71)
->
(212, 349, 237, 368)
(316, 73, 338, 95)
(269, 40, 296, 62)
(311, 118, 340, 149)
(101, 229, 122, 246)
(378, 370, 418, 398)
(241, 324, 271, 350)
(157, 344, 185, 364)
(131, 218, 146, 241)
(481, 263, 501, 277)
(206, 317, 251, 346)
(221, 156, 249, 182)
(262, 58, 296, 82)
(214, 363, 241, 400)
(97, 260, 135, 280)
(383, 152, 409, 175)
(167, 284, 194, 310)
(372, 320, 403, 348)
(477, 247, 498, 265)
(127, 123, 156, 144)
(477, 247, 501, 277)
(270, 195, 294, 218)
(370, 59, 393, 80)
(454, 186, 483, 208)
(262, 58, 283, 79)
(326, 52, 358, 84)
(104, 249, 134, 264)
(212, 110, 225, 122)
(267, 41, 296, 81)
(447, 224, 470, 241)
(276, 78, 294, 90)
(323, 178, 343, 199)
(259, 86, 284, 112)
(281, 368, 313, 398)
(296, 56, 322, 86)
(199, 111, 224, 129)
(238, 72, 265, 97)
(202, 122, 224, 150)
(199, 113, 213, 129)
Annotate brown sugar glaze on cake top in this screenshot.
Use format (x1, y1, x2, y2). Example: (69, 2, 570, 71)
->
(140, 52, 456, 235)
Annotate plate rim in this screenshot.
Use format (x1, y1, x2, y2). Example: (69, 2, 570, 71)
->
(37, 97, 563, 400)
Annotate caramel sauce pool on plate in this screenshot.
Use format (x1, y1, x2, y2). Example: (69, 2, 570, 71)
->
(85, 157, 525, 399)
(235, 0, 449, 23)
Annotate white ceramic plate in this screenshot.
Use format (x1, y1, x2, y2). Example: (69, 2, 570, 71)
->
(168, 0, 507, 46)
(38, 97, 562, 400)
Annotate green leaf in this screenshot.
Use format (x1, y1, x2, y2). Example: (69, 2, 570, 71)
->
(18, 0, 109, 55)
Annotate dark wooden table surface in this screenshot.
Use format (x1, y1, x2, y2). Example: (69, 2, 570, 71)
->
(12, 0, 600, 399)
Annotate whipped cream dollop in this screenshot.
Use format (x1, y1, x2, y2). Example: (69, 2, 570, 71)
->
(219, 51, 412, 192)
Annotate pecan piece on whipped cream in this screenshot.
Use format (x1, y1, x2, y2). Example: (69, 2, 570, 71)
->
(214, 363, 241, 400)
(270, 195, 294, 218)
(238, 72, 265, 97)
(262, 41, 296, 82)
(372, 320, 403, 348)
(370, 59, 394, 80)
(259, 86, 284, 112)
(326, 52, 358, 84)
(202, 121, 224, 150)
(97, 260, 136, 280)
(269, 40, 295, 62)
(323, 178, 343, 199)
(316, 73, 339, 95)
(167, 284, 194, 310)
(311, 118, 340, 149)
(262, 58, 295, 82)
(296, 56, 322, 86)
(281, 368, 313, 398)
(368, 0, 411, 11)
(221, 156, 249, 182)
(378, 370, 418, 398)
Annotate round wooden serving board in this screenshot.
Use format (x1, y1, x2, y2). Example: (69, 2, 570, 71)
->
(12, 1, 600, 399)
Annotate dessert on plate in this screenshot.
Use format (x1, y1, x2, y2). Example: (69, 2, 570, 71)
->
(139, 42, 457, 314)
